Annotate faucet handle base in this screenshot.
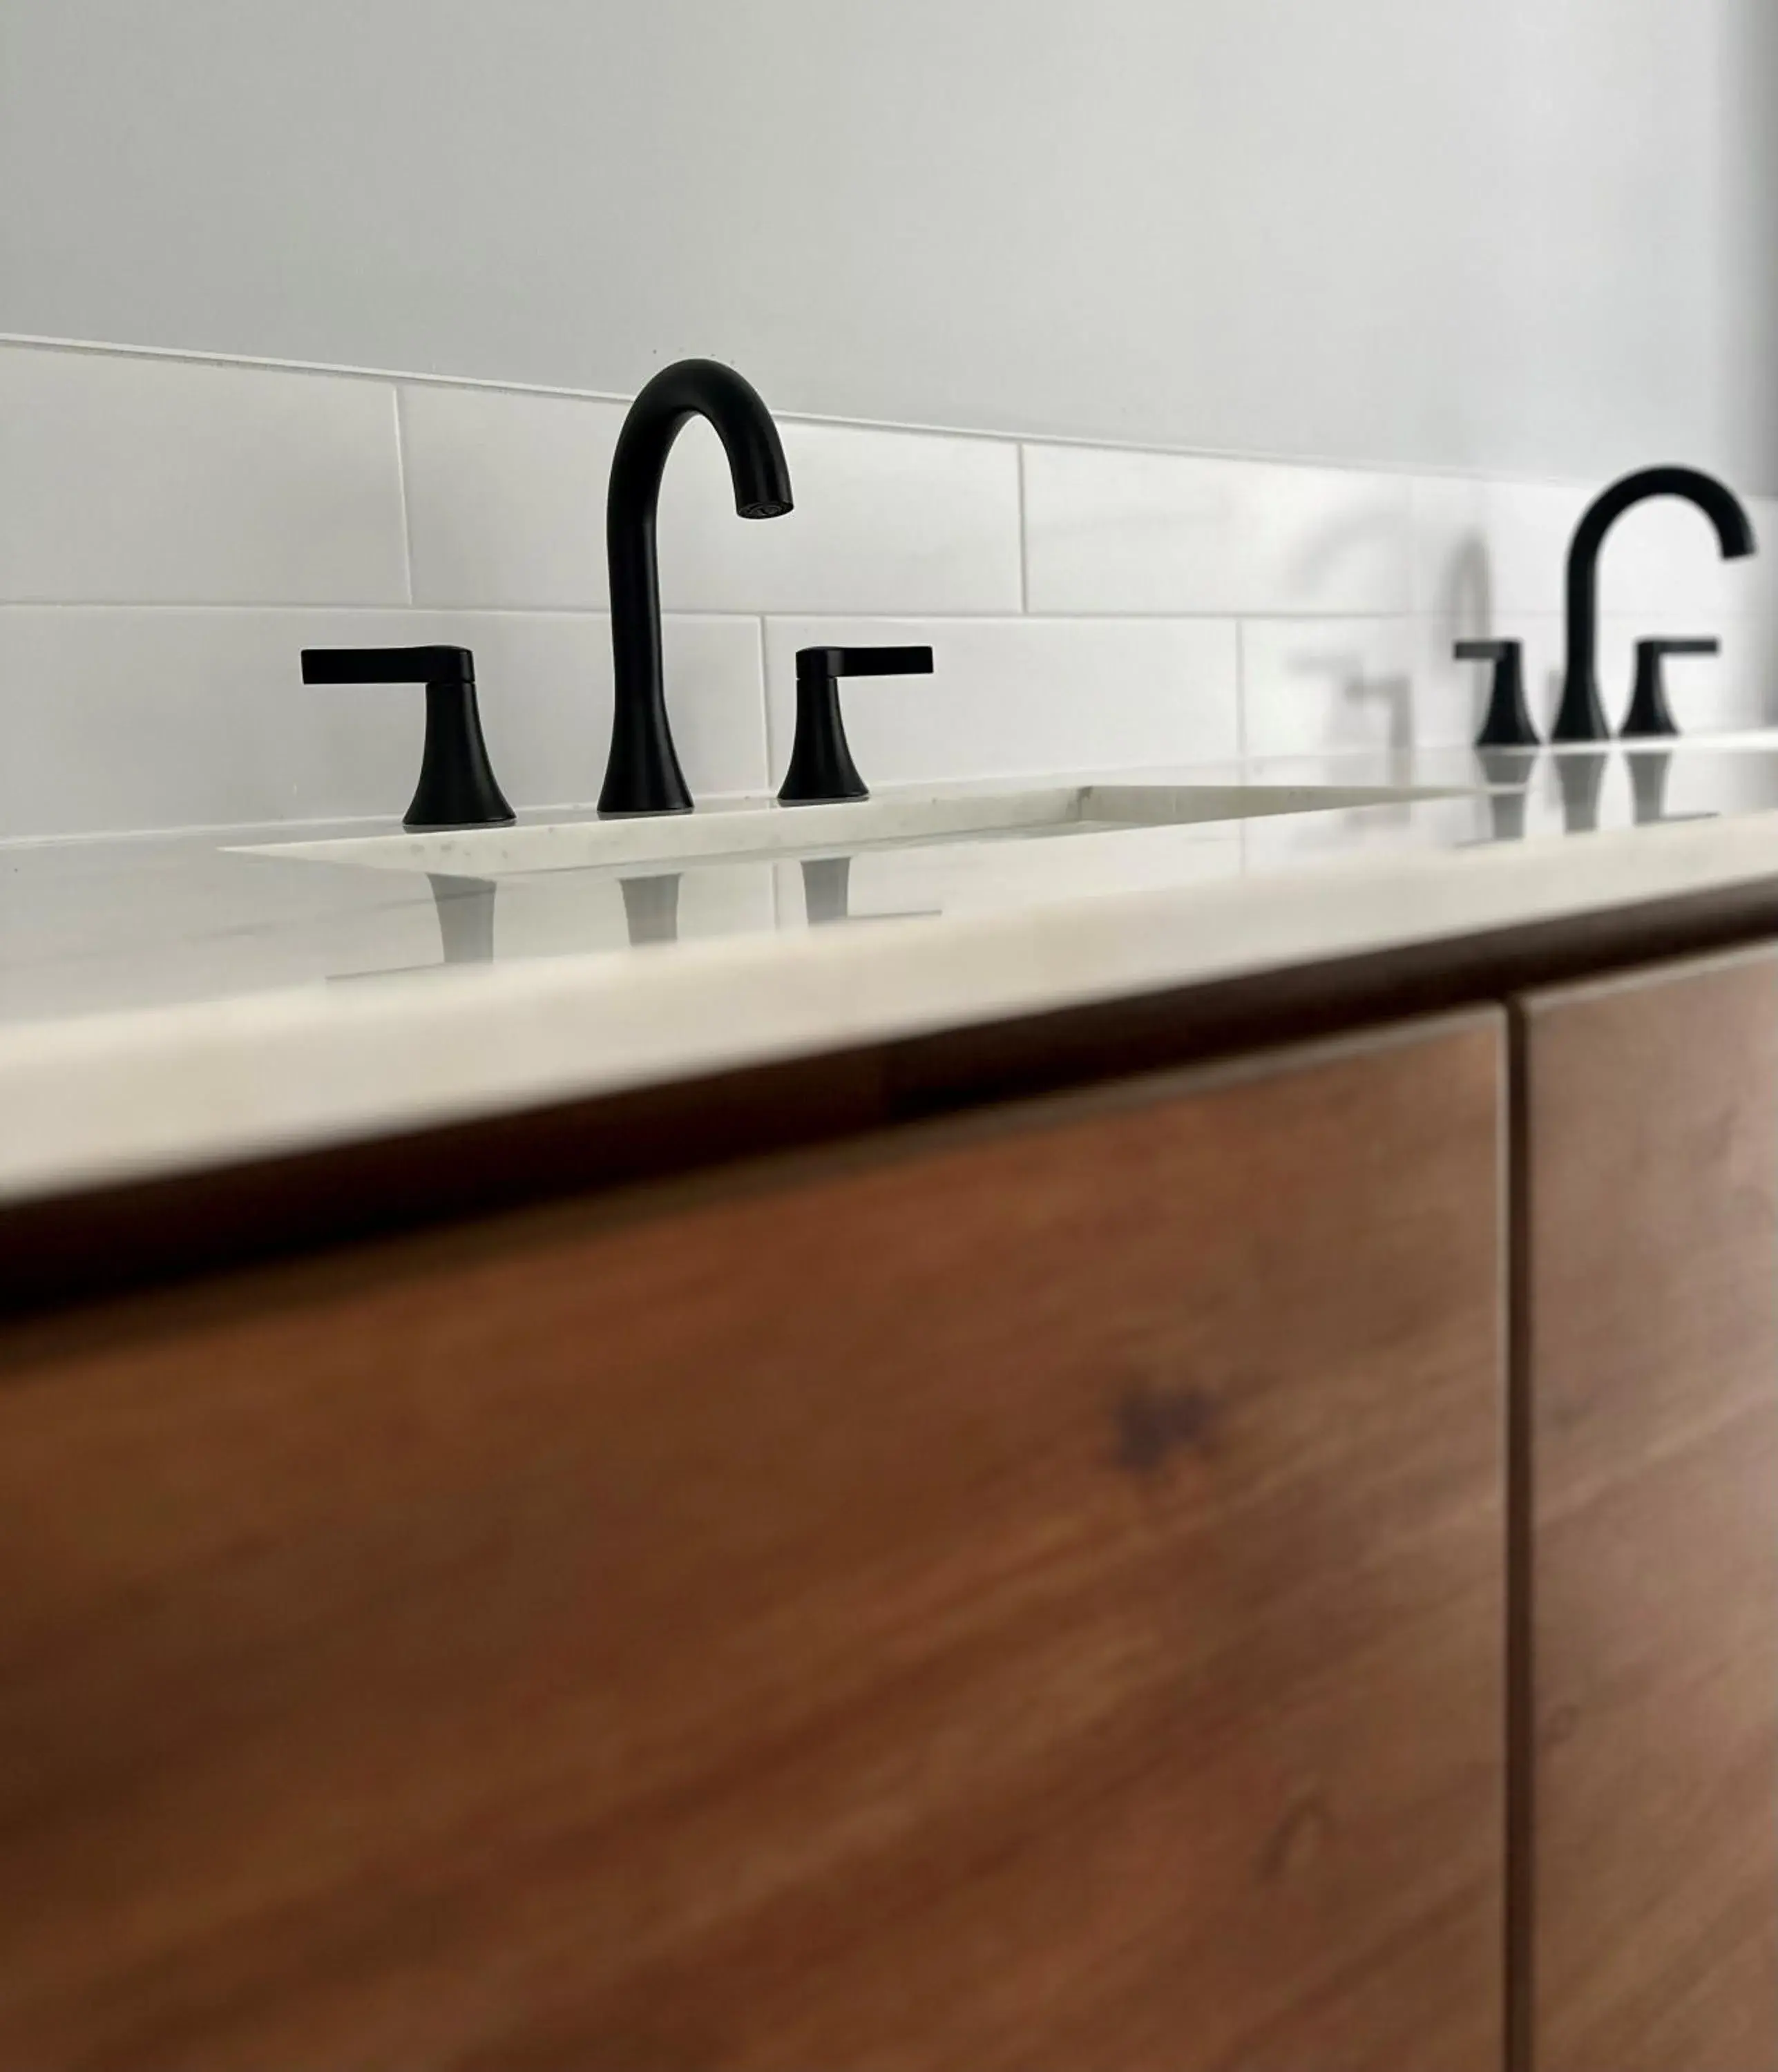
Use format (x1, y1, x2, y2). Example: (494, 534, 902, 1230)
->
(779, 646, 933, 807)
(598, 695, 694, 818)
(1621, 637, 1718, 740)
(300, 646, 515, 830)
(1550, 677, 1612, 745)
(1457, 640, 1541, 749)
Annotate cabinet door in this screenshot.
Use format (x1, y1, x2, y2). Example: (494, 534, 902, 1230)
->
(1519, 944, 1778, 2072)
(0, 1013, 1505, 2071)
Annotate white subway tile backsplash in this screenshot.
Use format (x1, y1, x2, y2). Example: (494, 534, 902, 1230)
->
(2, 340, 1775, 844)
(1408, 476, 1581, 620)
(0, 346, 409, 605)
(1239, 619, 1428, 761)
(761, 618, 1239, 789)
(399, 386, 604, 608)
(1022, 443, 1413, 617)
(401, 383, 1022, 614)
(423, 609, 769, 805)
(0, 608, 765, 839)
(1411, 472, 1778, 624)
(664, 419, 1022, 617)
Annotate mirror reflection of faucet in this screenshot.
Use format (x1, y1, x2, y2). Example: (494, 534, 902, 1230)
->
(328, 870, 500, 984)
(1554, 747, 1716, 834)
(620, 872, 682, 947)
(1454, 747, 1541, 846)
(800, 856, 853, 926)
(1625, 749, 1718, 830)
(799, 855, 940, 928)
(1478, 769, 1531, 845)
(1623, 639, 1719, 740)
(1554, 752, 1609, 834)
(1460, 744, 1719, 845)
(1629, 751, 1674, 826)
(428, 872, 499, 963)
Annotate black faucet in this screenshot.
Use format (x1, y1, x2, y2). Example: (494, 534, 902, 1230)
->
(1554, 466, 1756, 742)
(301, 646, 513, 829)
(599, 359, 794, 816)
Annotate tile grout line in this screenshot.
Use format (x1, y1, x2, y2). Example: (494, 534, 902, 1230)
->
(763, 635, 784, 930)
(4, 329, 1727, 496)
(390, 385, 417, 606)
(755, 615, 775, 785)
(3, 602, 1751, 628)
(1015, 443, 1032, 615)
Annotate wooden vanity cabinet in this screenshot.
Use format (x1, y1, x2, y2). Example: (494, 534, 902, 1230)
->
(0, 1011, 1507, 2072)
(1516, 943, 1778, 2072)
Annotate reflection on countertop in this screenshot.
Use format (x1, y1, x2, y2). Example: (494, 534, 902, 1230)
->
(7, 738, 1778, 1030)
(13, 733, 1778, 1206)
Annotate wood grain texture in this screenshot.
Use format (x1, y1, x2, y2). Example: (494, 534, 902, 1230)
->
(1519, 944, 1778, 2072)
(0, 1015, 1507, 2071)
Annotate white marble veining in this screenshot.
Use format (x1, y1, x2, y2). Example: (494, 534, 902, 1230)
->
(9, 739, 1778, 1207)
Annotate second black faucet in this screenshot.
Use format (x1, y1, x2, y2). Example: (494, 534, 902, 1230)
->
(1555, 466, 1756, 743)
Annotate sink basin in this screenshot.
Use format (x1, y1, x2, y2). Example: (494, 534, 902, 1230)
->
(236, 781, 1460, 879)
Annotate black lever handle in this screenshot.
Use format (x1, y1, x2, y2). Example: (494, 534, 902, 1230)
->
(795, 646, 936, 682)
(300, 645, 475, 687)
(301, 646, 514, 830)
(1455, 638, 1541, 750)
(1621, 637, 1719, 740)
(779, 646, 935, 805)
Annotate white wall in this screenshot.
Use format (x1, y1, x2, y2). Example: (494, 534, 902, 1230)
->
(3, 0, 1774, 487)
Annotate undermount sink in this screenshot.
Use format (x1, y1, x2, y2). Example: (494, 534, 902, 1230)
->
(236, 781, 1459, 879)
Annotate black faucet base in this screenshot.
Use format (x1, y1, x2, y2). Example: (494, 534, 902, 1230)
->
(1618, 699, 1680, 742)
(597, 769, 694, 818)
(778, 646, 933, 805)
(1549, 679, 1612, 745)
(1621, 637, 1717, 740)
(1457, 640, 1542, 749)
(301, 646, 515, 831)
(406, 678, 517, 830)
(598, 688, 694, 816)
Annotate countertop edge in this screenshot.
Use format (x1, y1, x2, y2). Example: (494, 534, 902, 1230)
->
(9, 807, 1778, 1214)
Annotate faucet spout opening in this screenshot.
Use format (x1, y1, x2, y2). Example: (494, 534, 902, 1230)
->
(1720, 515, 1758, 561)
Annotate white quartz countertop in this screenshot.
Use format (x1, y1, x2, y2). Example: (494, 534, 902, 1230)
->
(10, 736, 1778, 1207)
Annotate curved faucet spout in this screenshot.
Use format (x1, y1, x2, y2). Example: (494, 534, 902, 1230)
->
(1556, 466, 1756, 742)
(600, 359, 794, 815)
